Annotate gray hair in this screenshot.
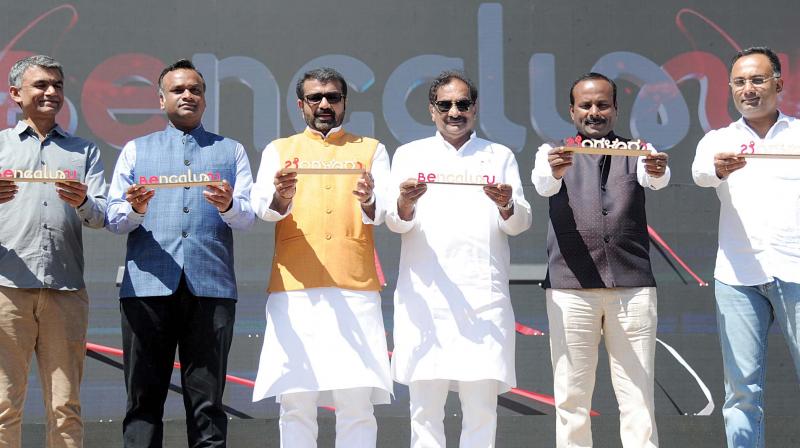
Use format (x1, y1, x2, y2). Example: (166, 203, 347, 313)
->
(8, 55, 64, 88)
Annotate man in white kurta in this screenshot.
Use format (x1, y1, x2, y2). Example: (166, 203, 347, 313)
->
(250, 68, 392, 448)
(386, 71, 532, 448)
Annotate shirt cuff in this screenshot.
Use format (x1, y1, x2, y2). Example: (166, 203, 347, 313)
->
(220, 197, 241, 221)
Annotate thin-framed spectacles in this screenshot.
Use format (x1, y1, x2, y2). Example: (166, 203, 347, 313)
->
(729, 74, 780, 90)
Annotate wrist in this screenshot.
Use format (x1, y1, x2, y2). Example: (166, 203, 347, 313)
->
(497, 199, 514, 211)
(362, 194, 375, 207)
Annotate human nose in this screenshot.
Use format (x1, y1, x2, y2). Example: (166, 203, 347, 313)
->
(447, 103, 460, 116)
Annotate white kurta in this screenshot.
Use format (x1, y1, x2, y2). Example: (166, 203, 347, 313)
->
(385, 132, 532, 392)
(250, 127, 393, 405)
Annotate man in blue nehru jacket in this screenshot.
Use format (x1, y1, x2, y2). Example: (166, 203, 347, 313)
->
(106, 59, 254, 448)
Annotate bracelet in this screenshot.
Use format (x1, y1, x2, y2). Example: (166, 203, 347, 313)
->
(362, 194, 375, 207)
(497, 199, 514, 211)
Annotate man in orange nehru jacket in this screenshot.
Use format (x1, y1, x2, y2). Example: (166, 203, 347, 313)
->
(251, 67, 391, 448)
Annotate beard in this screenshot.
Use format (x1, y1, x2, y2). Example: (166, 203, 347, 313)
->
(305, 106, 345, 134)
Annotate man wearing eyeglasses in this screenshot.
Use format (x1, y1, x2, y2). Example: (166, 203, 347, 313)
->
(692, 46, 800, 448)
(0, 55, 107, 448)
(251, 67, 392, 447)
(386, 70, 532, 448)
(531, 72, 670, 448)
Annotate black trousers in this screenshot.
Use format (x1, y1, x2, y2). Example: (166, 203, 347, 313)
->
(120, 277, 236, 448)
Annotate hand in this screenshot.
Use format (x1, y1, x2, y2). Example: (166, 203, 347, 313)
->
(0, 180, 18, 204)
(56, 181, 89, 208)
(548, 147, 573, 179)
(270, 169, 297, 214)
(483, 183, 513, 208)
(352, 171, 375, 205)
(204, 180, 234, 212)
(714, 152, 747, 179)
(643, 152, 669, 178)
(397, 178, 427, 221)
(126, 184, 155, 214)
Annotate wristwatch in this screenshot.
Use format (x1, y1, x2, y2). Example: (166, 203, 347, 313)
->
(362, 194, 376, 207)
(497, 199, 513, 211)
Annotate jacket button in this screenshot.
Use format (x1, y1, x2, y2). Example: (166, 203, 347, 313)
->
(182, 232, 189, 238)
(325, 185, 331, 190)
(603, 235, 610, 243)
(325, 233, 332, 240)
(183, 207, 189, 213)
(326, 208, 332, 214)
(602, 209, 608, 215)
(601, 185, 607, 191)
(184, 160, 191, 166)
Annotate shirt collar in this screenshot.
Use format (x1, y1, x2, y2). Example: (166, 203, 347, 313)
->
(733, 110, 791, 132)
(165, 122, 205, 138)
(304, 125, 344, 140)
(435, 131, 477, 151)
(14, 121, 68, 138)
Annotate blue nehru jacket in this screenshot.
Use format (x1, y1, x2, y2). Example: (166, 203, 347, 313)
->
(120, 125, 238, 299)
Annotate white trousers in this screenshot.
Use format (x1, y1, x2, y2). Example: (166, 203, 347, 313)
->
(547, 287, 658, 448)
(279, 387, 377, 448)
(408, 379, 498, 448)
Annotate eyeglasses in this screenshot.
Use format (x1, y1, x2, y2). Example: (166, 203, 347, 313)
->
(729, 74, 779, 89)
(303, 92, 344, 105)
(432, 99, 474, 113)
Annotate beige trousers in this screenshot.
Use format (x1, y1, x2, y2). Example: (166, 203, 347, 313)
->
(547, 287, 658, 448)
(0, 286, 89, 448)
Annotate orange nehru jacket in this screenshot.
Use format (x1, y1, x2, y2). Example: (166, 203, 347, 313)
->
(268, 128, 381, 293)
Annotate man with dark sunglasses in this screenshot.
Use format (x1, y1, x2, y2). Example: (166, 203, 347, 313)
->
(531, 72, 669, 447)
(386, 70, 532, 447)
(251, 67, 392, 447)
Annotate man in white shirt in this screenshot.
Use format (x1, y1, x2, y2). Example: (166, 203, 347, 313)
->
(691, 46, 800, 448)
(531, 72, 669, 448)
(386, 70, 532, 448)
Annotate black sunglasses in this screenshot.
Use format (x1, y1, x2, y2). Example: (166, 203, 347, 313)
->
(433, 99, 474, 113)
(304, 92, 345, 105)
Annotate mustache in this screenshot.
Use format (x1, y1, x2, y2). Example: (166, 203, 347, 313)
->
(584, 116, 607, 125)
(445, 117, 466, 124)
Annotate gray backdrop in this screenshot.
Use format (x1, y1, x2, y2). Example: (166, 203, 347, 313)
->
(3, 0, 799, 443)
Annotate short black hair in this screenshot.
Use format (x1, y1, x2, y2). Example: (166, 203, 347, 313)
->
(158, 59, 205, 95)
(428, 70, 478, 104)
(569, 72, 617, 108)
(731, 46, 781, 77)
(295, 67, 347, 99)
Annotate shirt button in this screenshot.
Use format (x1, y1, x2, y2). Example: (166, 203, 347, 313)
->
(326, 208, 332, 214)
(603, 236, 610, 243)
(184, 160, 191, 166)
(42, 201, 47, 206)
(182, 231, 189, 238)
(42, 223, 48, 229)
(602, 209, 608, 215)
(325, 185, 331, 190)
(183, 207, 189, 213)
(325, 233, 332, 240)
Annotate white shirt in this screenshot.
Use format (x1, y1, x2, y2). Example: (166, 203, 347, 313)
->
(531, 141, 670, 197)
(251, 127, 393, 401)
(692, 113, 800, 285)
(386, 132, 532, 388)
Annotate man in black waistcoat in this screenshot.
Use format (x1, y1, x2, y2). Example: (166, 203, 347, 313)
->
(531, 72, 670, 448)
